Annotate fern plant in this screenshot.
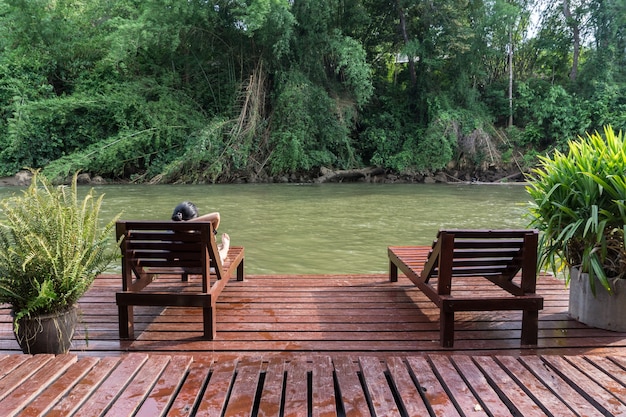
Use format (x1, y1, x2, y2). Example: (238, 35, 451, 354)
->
(0, 170, 120, 328)
(526, 126, 626, 294)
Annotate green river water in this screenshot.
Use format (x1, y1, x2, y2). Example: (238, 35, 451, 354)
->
(0, 183, 531, 275)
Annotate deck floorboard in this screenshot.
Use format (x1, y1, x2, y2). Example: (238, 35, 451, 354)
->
(0, 353, 624, 416)
(3, 273, 626, 356)
(1, 273, 626, 415)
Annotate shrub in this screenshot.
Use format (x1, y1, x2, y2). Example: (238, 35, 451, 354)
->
(526, 126, 626, 293)
(0, 171, 120, 324)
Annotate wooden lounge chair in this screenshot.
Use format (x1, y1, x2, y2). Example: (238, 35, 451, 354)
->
(388, 229, 543, 347)
(115, 220, 244, 340)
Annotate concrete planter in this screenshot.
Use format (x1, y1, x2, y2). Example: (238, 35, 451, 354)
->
(568, 267, 626, 332)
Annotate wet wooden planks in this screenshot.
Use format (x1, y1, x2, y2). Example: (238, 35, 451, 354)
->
(2, 273, 626, 357)
(1, 353, 626, 416)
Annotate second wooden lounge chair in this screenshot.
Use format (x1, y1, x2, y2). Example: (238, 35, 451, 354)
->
(116, 220, 244, 340)
(388, 229, 543, 347)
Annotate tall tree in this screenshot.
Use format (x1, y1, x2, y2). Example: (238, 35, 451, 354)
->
(395, 0, 417, 89)
(562, 0, 582, 81)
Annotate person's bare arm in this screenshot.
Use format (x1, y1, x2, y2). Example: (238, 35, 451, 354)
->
(190, 212, 220, 231)
(191, 213, 228, 261)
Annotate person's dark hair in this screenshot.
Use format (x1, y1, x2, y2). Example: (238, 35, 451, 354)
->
(171, 201, 199, 221)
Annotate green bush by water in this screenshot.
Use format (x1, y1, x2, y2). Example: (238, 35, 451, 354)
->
(527, 126, 626, 293)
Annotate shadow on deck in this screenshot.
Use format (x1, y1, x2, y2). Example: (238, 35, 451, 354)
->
(1, 273, 626, 415)
(3, 273, 624, 357)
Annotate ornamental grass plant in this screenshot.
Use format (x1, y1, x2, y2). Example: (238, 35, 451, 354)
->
(526, 126, 626, 294)
(0, 171, 120, 329)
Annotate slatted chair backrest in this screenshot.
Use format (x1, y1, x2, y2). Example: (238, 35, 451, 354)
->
(116, 221, 224, 293)
(422, 229, 539, 296)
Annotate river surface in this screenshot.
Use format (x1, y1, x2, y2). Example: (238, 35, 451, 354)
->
(0, 183, 531, 274)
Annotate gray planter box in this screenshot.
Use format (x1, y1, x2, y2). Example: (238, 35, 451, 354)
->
(568, 267, 626, 332)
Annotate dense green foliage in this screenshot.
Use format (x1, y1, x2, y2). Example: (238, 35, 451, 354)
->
(526, 126, 626, 292)
(0, 171, 119, 323)
(0, 0, 624, 182)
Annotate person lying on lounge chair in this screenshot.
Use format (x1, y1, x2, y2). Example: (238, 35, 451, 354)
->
(171, 201, 230, 262)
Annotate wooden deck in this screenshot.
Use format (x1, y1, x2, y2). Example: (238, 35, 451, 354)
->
(2, 352, 626, 416)
(3, 272, 624, 357)
(2, 273, 626, 415)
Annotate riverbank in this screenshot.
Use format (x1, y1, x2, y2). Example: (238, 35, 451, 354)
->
(1, 163, 528, 187)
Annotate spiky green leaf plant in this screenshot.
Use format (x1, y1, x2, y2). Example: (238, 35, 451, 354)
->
(526, 126, 626, 294)
(0, 170, 120, 329)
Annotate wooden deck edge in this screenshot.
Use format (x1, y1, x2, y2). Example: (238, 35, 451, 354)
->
(1, 353, 625, 416)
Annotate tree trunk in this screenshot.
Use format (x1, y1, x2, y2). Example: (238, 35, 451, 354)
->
(563, 0, 580, 81)
(396, 1, 417, 89)
(508, 29, 514, 127)
(316, 167, 385, 183)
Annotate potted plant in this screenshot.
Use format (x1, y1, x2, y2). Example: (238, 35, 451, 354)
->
(0, 170, 119, 353)
(526, 125, 626, 331)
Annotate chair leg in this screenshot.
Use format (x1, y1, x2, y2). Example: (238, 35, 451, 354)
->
(390, 261, 398, 282)
(118, 304, 134, 339)
(237, 259, 244, 281)
(521, 309, 539, 345)
(203, 305, 217, 339)
(440, 309, 455, 348)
